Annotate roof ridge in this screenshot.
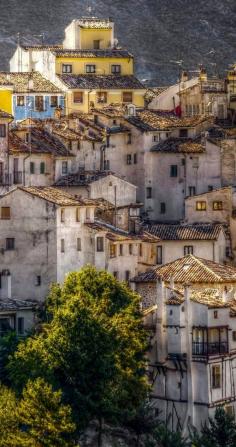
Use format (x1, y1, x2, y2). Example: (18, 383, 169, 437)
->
(192, 255, 222, 281)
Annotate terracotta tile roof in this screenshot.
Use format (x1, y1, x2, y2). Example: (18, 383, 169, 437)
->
(53, 49, 133, 58)
(92, 104, 127, 117)
(0, 72, 62, 93)
(0, 298, 39, 311)
(22, 45, 62, 51)
(76, 17, 113, 29)
(54, 170, 115, 187)
(150, 137, 205, 153)
(0, 109, 13, 120)
(145, 87, 169, 103)
(143, 223, 225, 241)
(10, 129, 74, 157)
(131, 255, 236, 284)
(86, 220, 158, 242)
(185, 186, 232, 200)
(18, 186, 97, 207)
(127, 111, 211, 131)
(58, 74, 144, 90)
(166, 287, 232, 309)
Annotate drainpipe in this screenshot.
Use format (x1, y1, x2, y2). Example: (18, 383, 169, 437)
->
(182, 284, 194, 435)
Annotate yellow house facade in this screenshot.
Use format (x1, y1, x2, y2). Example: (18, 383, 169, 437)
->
(0, 86, 13, 115)
(227, 67, 236, 110)
(9, 17, 146, 114)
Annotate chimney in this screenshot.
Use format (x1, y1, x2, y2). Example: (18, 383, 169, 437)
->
(181, 70, 189, 82)
(199, 66, 207, 82)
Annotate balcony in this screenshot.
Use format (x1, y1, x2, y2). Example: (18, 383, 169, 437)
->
(192, 341, 228, 356)
(13, 171, 22, 185)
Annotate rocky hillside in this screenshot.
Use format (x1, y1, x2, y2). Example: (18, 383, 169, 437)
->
(0, 0, 235, 84)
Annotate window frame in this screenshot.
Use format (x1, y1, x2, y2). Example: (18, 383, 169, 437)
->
(73, 92, 84, 104)
(122, 92, 133, 103)
(196, 201, 206, 211)
(17, 95, 25, 107)
(85, 64, 96, 74)
(62, 64, 72, 74)
(40, 162, 45, 174)
(0, 124, 6, 138)
(212, 365, 221, 389)
(61, 161, 68, 175)
(77, 238, 82, 251)
(6, 238, 15, 251)
(160, 202, 166, 214)
(34, 95, 44, 112)
(184, 245, 194, 255)
(156, 245, 163, 265)
(146, 187, 152, 199)
(50, 96, 58, 107)
(97, 91, 107, 104)
(111, 64, 121, 74)
(96, 237, 104, 252)
(213, 201, 223, 211)
(17, 317, 24, 335)
(170, 164, 178, 177)
(1, 207, 10, 220)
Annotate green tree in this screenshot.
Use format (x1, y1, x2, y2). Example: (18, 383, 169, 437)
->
(148, 423, 189, 447)
(18, 378, 76, 447)
(191, 406, 236, 447)
(8, 266, 149, 438)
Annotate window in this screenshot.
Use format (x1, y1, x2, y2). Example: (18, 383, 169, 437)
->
(76, 208, 80, 222)
(179, 128, 188, 138)
(196, 201, 206, 211)
(17, 317, 24, 335)
(139, 244, 143, 257)
(111, 64, 121, 74)
(96, 237, 104, 252)
(61, 239, 65, 253)
(30, 162, 35, 174)
(146, 187, 152, 199)
(123, 92, 133, 103)
(6, 238, 15, 250)
(50, 96, 58, 107)
(0, 124, 6, 138)
(62, 161, 68, 175)
(208, 185, 213, 191)
(213, 201, 223, 211)
(127, 133, 132, 144)
(62, 64, 72, 73)
(110, 244, 117, 258)
(129, 244, 133, 255)
(61, 208, 65, 222)
(212, 365, 221, 389)
(160, 202, 166, 214)
(153, 134, 159, 142)
(17, 96, 25, 106)
(119, 244, 123, 256)
(133, 153, 137, 164)
(189, 186, 196, 196)
(40, 162, 45, 174)
(156, 246, 163, 264)
(104, 160, 110, 170)
(125, 270, 130, 282)
(113, 271, 118, 279)
(170, 165, 178, 177)
(214, 310, 218, 319)
(127, 154, 132, 165)
(232, 331, 236, 341)
(77, 238, 81, 251)
(97, 92, 107, 104)
(184, 245, 194, 255)
(35, 275, 41, 286)
(1, 207, 10, 220)
(35, 96, 44, 112)
(85, 208, 90, 221)
(73, 92, 83, 103)
(93, 40, 100, 49)
(86, 65, 96, 74)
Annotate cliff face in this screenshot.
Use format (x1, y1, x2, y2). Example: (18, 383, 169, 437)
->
(0, 0, 235, 84)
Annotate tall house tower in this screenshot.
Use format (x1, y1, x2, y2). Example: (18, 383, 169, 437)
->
(63, 17, 115, 50)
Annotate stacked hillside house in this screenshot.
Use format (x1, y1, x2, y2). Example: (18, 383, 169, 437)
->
(132, 255, 236, 432)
